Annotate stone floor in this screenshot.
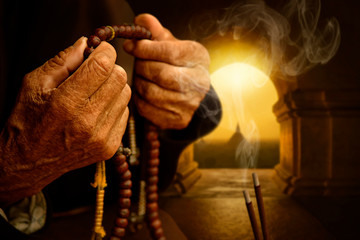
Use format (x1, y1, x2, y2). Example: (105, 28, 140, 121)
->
(37, 169, 360, 240)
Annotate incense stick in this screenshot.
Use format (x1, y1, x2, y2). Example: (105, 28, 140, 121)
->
(243, 190, 261, 240)
(252, 173, 268, 240)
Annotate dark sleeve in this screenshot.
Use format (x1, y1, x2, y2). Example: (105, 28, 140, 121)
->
(158, 85, 222, 190)
(160, 85, 222, 142)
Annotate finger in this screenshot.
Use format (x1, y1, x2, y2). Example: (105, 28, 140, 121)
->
(124, 40, 209, 67)
(56, 41, 117, 102)
(134, 94, 191, 130)
(96, 102, 130, 161)
(134, 13, 176, 41)
(87, 92, 130, 162)
(87, 64, 130, 112)
(106, 106, 130, 156)
(135, 60, 210, 93)
(134, 76, 200, 113)
(27, 36, 87, 90)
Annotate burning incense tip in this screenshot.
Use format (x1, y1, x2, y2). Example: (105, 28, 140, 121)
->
(243, 190, 251, 204)
(252, 172, 260, 187)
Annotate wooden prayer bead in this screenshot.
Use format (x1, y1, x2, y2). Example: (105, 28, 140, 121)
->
(119, 189, 132, 198)
(147, 211, 159, 221)
(119, 179, 132, 189)
(147, 166, 159, 176)
(87, 35, 101, 48)
(146, 131, 159, 141)
(118, 198, 131, 208)
(117, 25, 126, 36)
(95, 27, 107, 41)
(116, 161, 129, 175)
(150, 219, 162, 229)
(84, 47, 94, 57)
(154, 228, 165, 238)
(115, 218, 128, 228)
(112, 227, 126, 237)
(118, 208, 130, 218)
(133, 25, 142, 38)
(148, 158, 160, 167)
(150, 149, 159, 158)
(146, 202, 158, 213)
(112, 25, 120, 34)
(150, 140, 160, 149)
(147, 193, 158, 202)
(147, 176, 159, 184)
(146, 184, 158, 193)
(124, 25, 133, 38)
(119, 169, 132, 180)
(113, 154, 127, 165)
(104, 26, 113, 40)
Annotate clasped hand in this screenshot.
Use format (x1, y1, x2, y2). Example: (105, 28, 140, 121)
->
(0, 14, 211, 206)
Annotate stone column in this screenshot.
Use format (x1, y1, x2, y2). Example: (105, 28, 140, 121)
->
(272, 89, 360, 196)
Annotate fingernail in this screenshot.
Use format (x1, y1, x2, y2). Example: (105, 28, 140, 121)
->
(73, 36, 86, 48)
(123, 40, 135, 52)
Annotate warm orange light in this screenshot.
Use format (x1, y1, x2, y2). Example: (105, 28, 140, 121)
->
(202, 62, 279, 143)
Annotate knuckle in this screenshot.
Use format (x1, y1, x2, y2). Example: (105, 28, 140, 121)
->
(48, 51, 67, 68)
(153, 69, 163, 84)
(22, 72, 35, 87)
(88, 130, 115, 159)
(42, 49, 71, 73)
(75, 117, 96, 138)
(174, 113, 191, 129)
(99, 141, 117, 159)
(114, 65, 127, 84)
(89, 52, 114, 78)
(194, 41, 210, 63)
(136, 80, 152, 100)
(158, 68, 172, 82)
(142, 86, 152, 100)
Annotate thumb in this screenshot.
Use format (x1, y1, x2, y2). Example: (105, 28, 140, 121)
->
(32, 36, 87, 90)
(134, 14, 176, 41)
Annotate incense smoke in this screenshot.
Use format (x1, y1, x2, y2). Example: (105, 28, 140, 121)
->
(189, 0, 341, 77)
(190, 0, 341, 168)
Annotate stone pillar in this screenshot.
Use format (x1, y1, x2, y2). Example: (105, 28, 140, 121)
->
(168, 144, 202, 195)
(272, 89, 360, 196)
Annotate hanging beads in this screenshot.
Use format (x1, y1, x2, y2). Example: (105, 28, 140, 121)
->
(145, 125, 166, 240)
(110, 148, 132, 240)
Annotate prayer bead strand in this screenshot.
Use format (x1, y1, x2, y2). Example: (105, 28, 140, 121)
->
(145, 125, 166, 240)
(84, 24, 151, 58)
(85, 24, 165, 240)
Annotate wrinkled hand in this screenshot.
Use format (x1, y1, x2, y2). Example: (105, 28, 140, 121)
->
(0, 37, 130, 206)
(124, 14, 210, 129)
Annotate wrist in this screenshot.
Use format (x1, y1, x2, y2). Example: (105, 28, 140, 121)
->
(0, 127, 38, 207)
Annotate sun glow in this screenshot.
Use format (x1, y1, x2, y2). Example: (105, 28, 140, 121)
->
(203, 62, 279, 142)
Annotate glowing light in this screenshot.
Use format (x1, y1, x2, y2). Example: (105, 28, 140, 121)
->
(203, 62, 279, 142)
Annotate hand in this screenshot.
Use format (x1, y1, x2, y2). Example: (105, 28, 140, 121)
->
(124, 14, 211, 129)
(0, 37, 131, 207)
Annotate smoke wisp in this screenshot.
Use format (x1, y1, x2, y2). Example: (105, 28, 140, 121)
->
(189, 0, 341, 77)
(190, 0, 340, 169)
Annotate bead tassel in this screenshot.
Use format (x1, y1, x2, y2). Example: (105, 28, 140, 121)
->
(91, 161, 107, 240)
